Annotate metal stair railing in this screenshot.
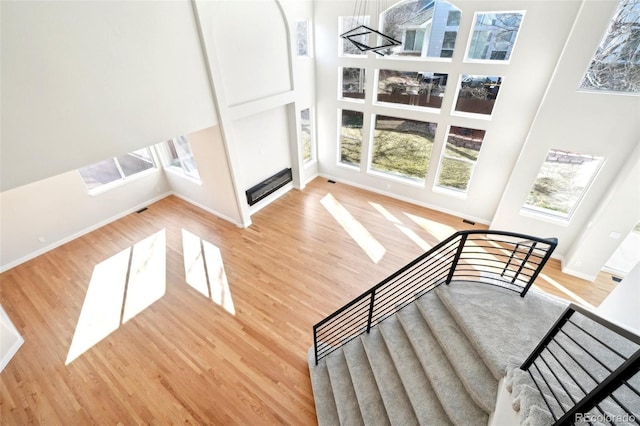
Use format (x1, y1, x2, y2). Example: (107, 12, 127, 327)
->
(313, 230, 558, 365)
(520, 303, 640, 425)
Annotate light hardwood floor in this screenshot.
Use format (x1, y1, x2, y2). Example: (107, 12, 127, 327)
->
(0, 178, 618, 424)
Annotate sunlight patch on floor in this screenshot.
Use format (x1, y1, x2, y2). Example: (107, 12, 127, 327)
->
(369, 202, 431, 251)
(536, 274, 596, 310)
(66, 230, 166, 365)
(182, 229, 235, 315)
(404, 213, 456, 242)
(321, 193, 385, 263)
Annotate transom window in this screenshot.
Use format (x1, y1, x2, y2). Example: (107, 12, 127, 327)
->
(157, 136, 200, 180)
(466, 12, 524, 62)
(379, 0, 461, 59)
(78, 148, 156, 193)
(523, 149, 604, 219)
(580, 0, 640, 94)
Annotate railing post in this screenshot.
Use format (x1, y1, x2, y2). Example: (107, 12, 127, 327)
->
(313, 325, 319, 366)
(521, 237, 558, 297)
(501, 242, 519, 277)
(446, 234, 467, 284)
(366, 289, 376, 333)
(553, 350, 640, 426)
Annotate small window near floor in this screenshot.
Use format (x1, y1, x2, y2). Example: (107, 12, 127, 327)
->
(296, 21, 310, 56)
(78, 148, 157, 193)
(523, 149, 604, 219)
(157, 136, 200, 181)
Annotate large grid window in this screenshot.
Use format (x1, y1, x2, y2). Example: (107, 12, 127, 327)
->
(157, 136, 200, 180)
(370, 115, 437, 181)
(466, 12, 524, 62)
(454, 74, 502, 116)
(377, 70, 447, 109)
(339, 110, 364, 166)
(523, 149, 604, 219)
(379, 0, 461, 59)
(78, 148, 156, 192)
(436, 126, 486, 192)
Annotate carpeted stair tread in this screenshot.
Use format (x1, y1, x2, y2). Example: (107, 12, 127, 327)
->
(415, 292, 498, 413)
(325, 350, 365, 426)
(342, 338, 391, 426)
(378, 316, 452, 425)
(435, 282, 567, 379)
(397, 304, 488, 426)
(360, 327, 419, 426)
(307, 348, 341, 426)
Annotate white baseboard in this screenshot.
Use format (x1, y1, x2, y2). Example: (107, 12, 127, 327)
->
(0, 192, 172, 273)
(318, 174, 491, 226)
(169, 192, 246, 228)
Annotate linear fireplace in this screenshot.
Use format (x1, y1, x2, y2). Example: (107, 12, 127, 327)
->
(245, 168, 292, 206)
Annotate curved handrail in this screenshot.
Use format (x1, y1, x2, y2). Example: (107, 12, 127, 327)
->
(313, 230, 558, 364)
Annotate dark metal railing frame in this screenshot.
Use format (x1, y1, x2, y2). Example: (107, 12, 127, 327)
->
(521, 303, 640, 426)
(313, 229, 558, 365)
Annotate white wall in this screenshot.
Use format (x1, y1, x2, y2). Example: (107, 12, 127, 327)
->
(193, 0, 303, 223)
(0, 305, 24, 372)
(598, 262, 640, 334)
(313, 0, 581, 225)
(1, 0, 217, 191)
(491, 1, 640, 263)
(165, 126, 243, 226)
(0, 169, 170, 271)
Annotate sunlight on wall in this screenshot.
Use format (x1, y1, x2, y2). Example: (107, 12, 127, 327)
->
(66, 230, 166, 365)
(369, 202, 431, 251)
(321, 193, 386, 263)
(182, 229, 235, 315)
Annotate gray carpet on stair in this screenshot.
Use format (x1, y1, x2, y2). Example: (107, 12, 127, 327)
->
(308, 348, 341, 426)
(436, 282, 567, 379)
(416, 292, 498, 413)
(342, 337, 391, 426)
(398, 303, 489, 426)
(325, 350, 365, 426)
(360, 327, 419, 426)
(378, 316, 452, 425)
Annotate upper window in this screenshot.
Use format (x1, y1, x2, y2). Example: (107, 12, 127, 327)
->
(466, 12, 524, 62)
(523, 149, 604, 219)
(300, 108, 314, 162)
(379, 0, 461, 59)
(157, 136, 200, 180)
(78, 148, 156, 193)
(435, 126, 486, 192)
(341, 67, 366, 100)
(454, 74, 502, 116)
(296, 21, 310, 56)
(340, 16, 371, 56)
(376, 70, 447, 109)
(580, 0, 640, 94)
(370, 115, 437, 182)
(339, 110, 364, 167)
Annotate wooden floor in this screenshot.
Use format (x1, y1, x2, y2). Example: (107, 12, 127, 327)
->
(0, 178, 617, 424)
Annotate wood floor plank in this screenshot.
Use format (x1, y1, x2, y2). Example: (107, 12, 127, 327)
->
(0, 178, 618, 424)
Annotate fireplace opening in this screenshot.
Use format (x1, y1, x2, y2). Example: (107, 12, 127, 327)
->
(245, 168, 292, 206)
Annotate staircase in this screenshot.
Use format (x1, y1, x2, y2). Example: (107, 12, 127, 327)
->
(308, 282, 568, 425)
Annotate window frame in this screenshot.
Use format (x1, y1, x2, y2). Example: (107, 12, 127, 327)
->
(156, 136, 201, 183)
(463, 10, 525, 64)
(78, 147, 158, 196)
